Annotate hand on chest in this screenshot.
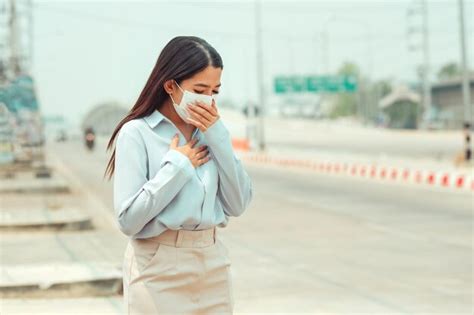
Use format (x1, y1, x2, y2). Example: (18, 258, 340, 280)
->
(145, 131, 218, 185)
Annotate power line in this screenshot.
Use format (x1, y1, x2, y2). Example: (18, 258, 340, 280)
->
(34, 3, 253, 39)
(34, 2, 459, 45)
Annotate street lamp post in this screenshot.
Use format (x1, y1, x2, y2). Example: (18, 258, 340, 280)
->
(458, 0, 472, 162)
(254, 0, 265, 151)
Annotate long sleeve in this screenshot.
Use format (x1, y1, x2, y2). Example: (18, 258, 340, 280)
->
(113, 124, 195, 237)
(203, 119, 253, 217)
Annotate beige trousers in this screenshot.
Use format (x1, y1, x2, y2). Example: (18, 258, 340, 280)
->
(122, 227, 234, 314)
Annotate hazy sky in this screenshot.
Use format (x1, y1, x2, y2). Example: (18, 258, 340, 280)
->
(26, 0, 473, 125)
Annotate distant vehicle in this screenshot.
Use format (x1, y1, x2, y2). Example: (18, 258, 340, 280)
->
(420, 107, 447, 130)
(299, 102, 322, 119)
(279, 102, 321, 119)
(84, 127, 95, 151)
(55, 129, 68, 142)
(279, 102, 300, 117)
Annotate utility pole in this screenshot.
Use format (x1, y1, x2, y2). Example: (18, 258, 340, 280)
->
(4, 0, 32, 78)
(320, 14, 334, 75)
(458, 0, 471, 127)
(318, 14, 334, 123)
(321, 30, 329, 75)
(407, 0, 431, 128)
(420, 0, 431, 120)
(0, 1, 7, 83)
(8, 0, 21, 76)
(458, 0, 472, 162)
(28, 0, 33, 72)
(254, 0, 265, 151)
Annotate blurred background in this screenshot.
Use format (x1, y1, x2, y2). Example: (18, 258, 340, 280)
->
(0, 0, 472, 314)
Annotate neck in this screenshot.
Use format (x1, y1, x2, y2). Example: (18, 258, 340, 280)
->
(159, 100, 195, 132)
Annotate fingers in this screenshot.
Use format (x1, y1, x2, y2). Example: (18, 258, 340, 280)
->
(187, 109, 210, 125)
(195, 144, 208, 153)
(193, 144, 210, 167)
(170, 133, 179, 148)
(210, 99, 219, 115)
(207, 99, 218, 116)
(194, 145, 208, 159)
(196, 152, 211, 166)
(195, 100, 219, 116)
(198, 157, 211, 166)
(186, 136, 199, 148)
(187, 103, 214, 123)
(188, 108, 212, 125)
(195, 148, 209, 160)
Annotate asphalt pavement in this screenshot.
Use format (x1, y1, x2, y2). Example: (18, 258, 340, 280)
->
(37, 138, 473, 314)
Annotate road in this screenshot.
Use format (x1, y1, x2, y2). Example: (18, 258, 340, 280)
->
(222, 109, 467, 162)
(47, 138, 473, 314)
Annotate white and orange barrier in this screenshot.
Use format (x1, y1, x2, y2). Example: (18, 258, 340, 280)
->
(236, 150, 474, 193)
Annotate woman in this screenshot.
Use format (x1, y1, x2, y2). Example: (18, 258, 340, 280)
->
(104, 36, 253, 314)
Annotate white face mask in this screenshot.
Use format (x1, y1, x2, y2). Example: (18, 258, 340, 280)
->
(169, 80, 214, 122)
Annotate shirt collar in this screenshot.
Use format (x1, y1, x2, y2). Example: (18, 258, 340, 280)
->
(143, 109, 165, 129)
(143, 108, 200, 137)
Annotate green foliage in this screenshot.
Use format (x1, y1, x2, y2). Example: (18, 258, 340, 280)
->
(437, 62, 461, 81)
(337, 62, 360, 77)
(328, 62, 360, 118)
(371, 80, 392, 98)
(329, 93, 357, 118)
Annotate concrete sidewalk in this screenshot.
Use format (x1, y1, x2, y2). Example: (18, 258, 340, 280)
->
(0, 151, 128, 305)
(0, 177, 69, 194)
(1, 297, 124, 314)
(0, 263, 122, 298)
(0, 206, 93, 231)
(0, 230, 126, 298)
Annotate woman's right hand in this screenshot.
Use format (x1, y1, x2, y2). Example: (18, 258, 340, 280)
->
(170, 134, 210, 168)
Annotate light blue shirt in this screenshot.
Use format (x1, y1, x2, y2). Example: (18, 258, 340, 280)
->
(113, 109, 253, 239)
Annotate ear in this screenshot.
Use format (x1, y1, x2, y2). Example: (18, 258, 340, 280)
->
(163, 80, 175, 94)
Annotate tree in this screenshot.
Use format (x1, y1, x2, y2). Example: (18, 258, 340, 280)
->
(437, 62, 461, 81)
(329, 62, 360, 118)
(337, 62, 361, 77)
(369, 79, 392, 122)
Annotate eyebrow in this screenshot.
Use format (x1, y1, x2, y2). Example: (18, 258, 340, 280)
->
(194, 83, 221, 88)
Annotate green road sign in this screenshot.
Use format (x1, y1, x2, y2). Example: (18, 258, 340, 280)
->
(274, 75, 357, 94)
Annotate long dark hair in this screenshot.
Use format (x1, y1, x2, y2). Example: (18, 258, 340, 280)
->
(104, 36, 223, 180)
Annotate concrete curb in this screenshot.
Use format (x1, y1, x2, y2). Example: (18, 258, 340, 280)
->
(0, 207, 94, 232)
(0, 178, 70, 194)
(0, 297, 123, 314)
(0, 263, 122, 299)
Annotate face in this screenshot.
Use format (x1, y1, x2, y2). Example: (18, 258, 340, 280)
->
(164, 66, 222, 104)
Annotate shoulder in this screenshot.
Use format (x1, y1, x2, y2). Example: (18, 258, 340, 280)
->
(121, 118, 147, 133)
(117, 118, 147, 144)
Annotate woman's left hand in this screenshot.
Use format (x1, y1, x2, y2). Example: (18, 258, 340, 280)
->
(186, 99, 220, 132)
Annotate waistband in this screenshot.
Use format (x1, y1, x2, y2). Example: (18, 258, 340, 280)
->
(148, 227, 217, 248)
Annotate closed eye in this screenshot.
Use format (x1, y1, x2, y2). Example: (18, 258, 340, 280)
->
(194, 90, 219, 95)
